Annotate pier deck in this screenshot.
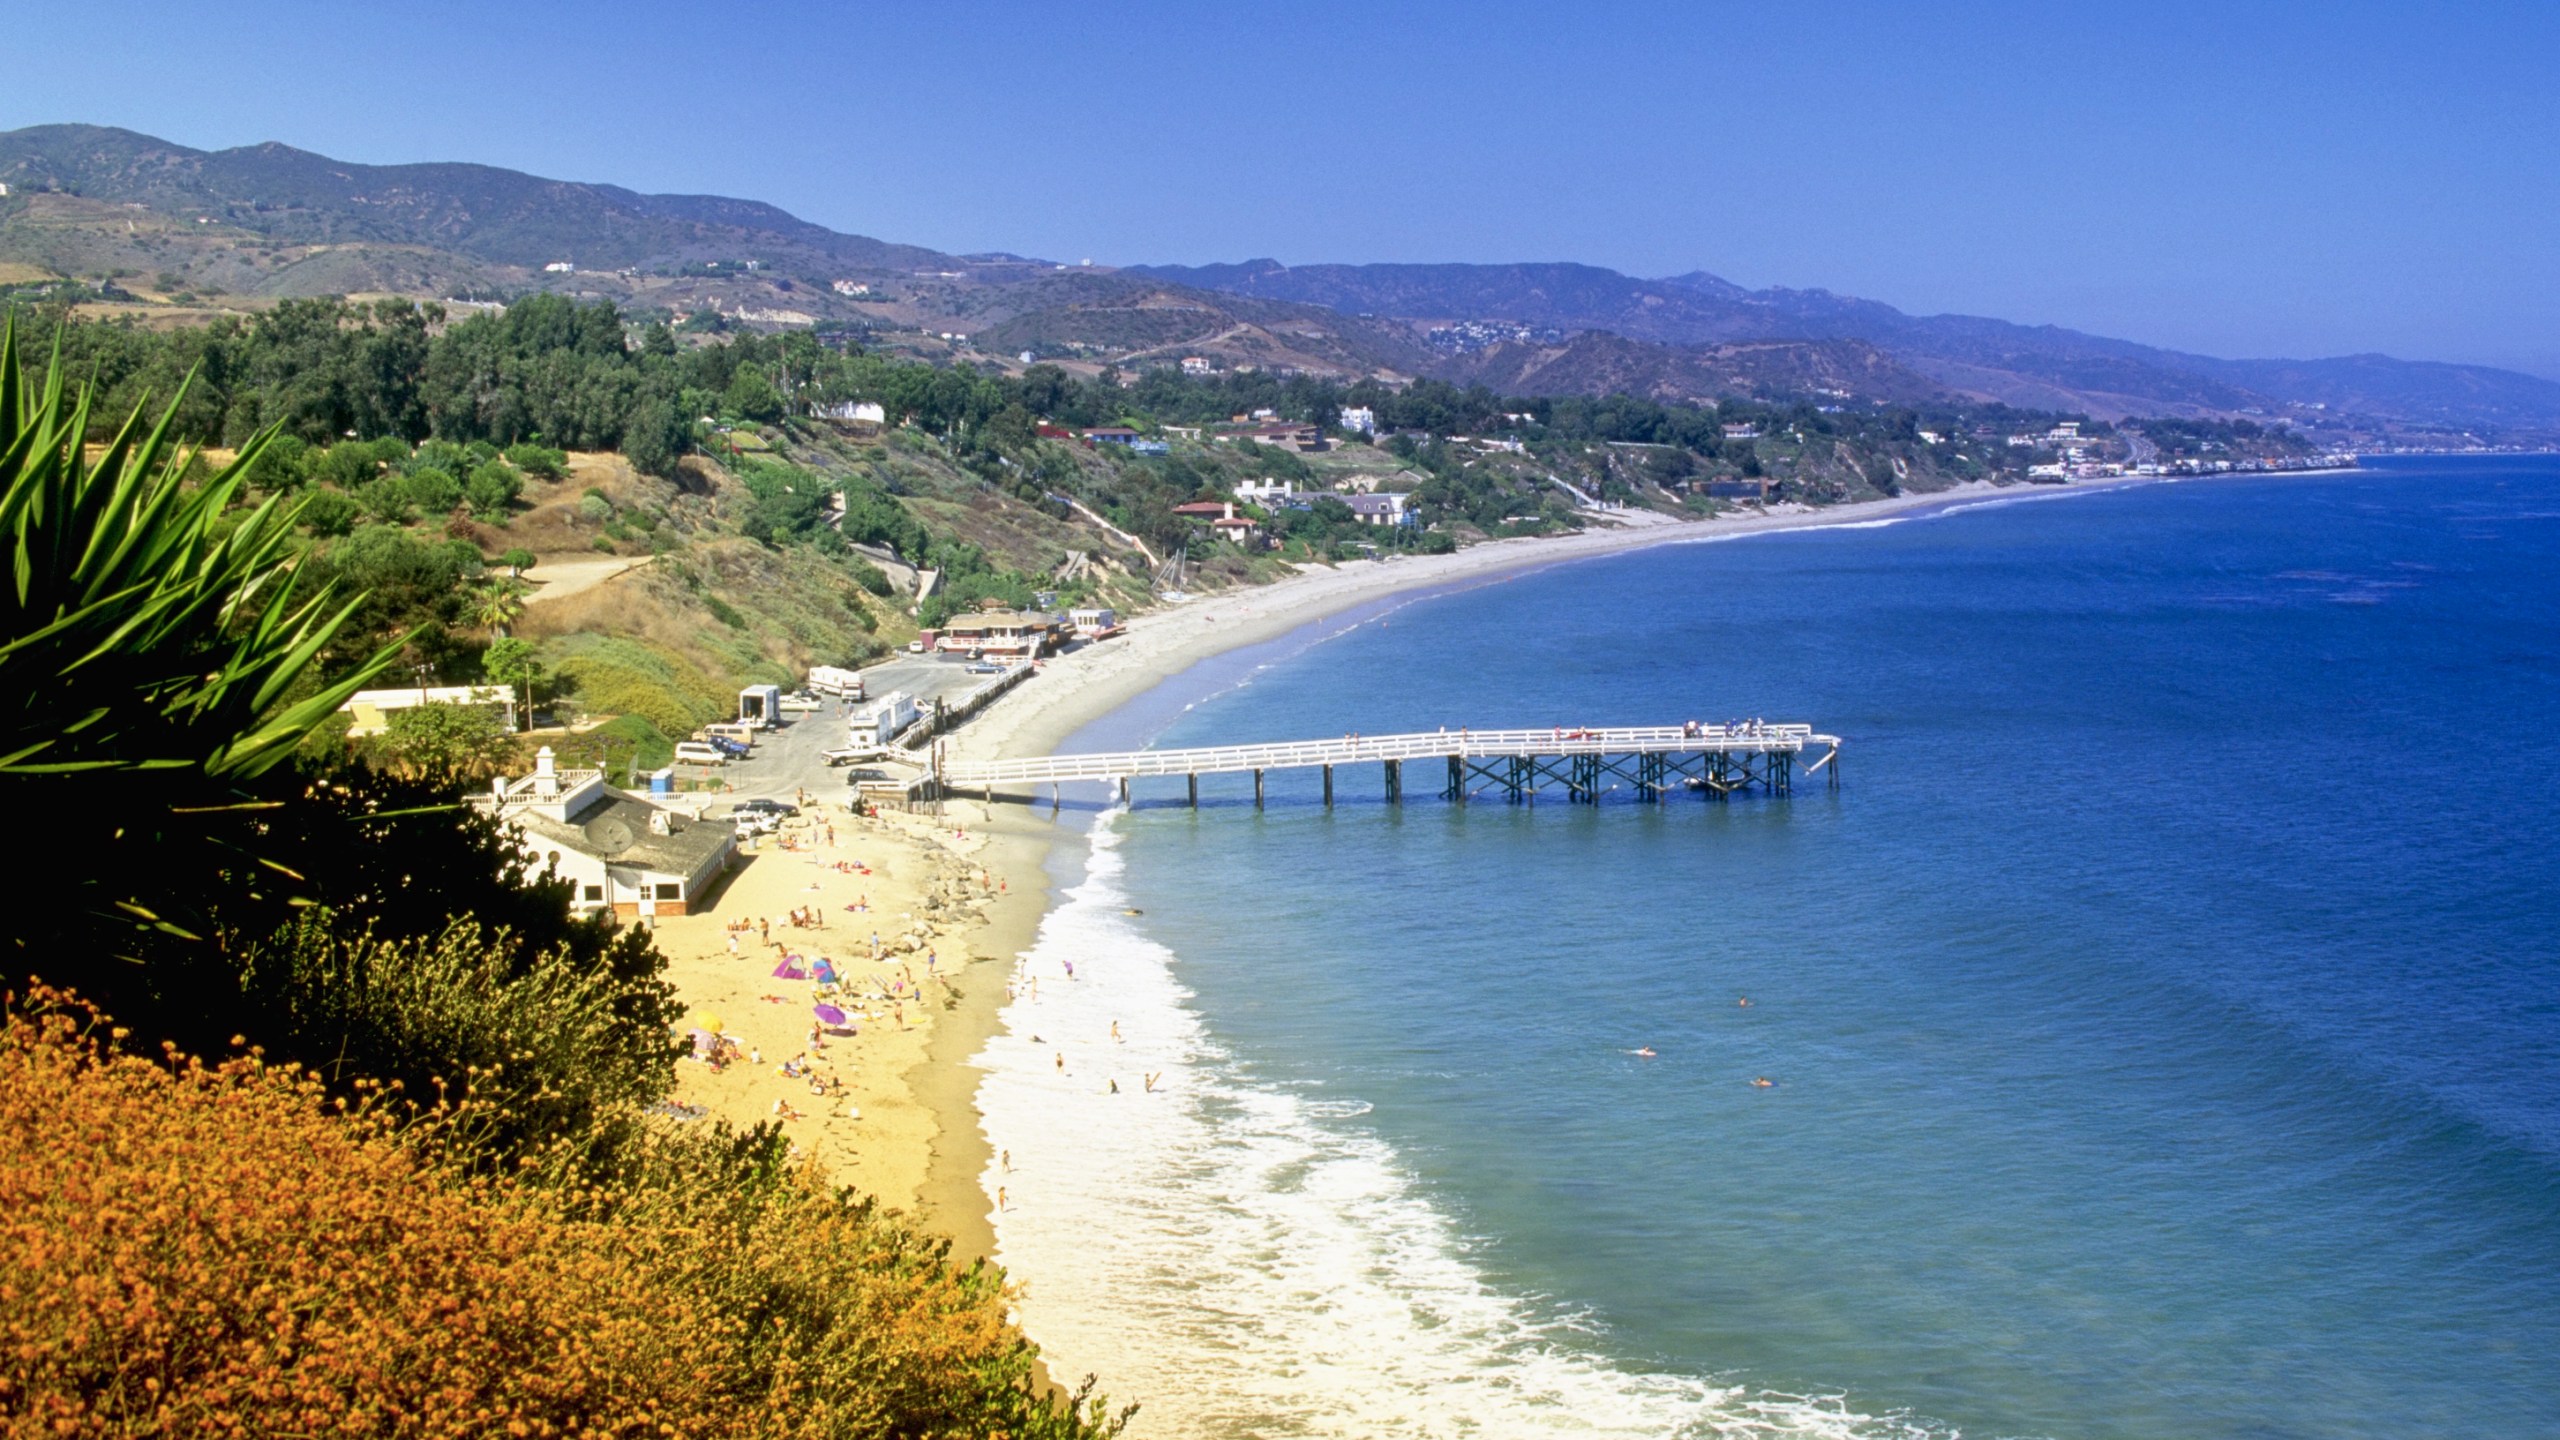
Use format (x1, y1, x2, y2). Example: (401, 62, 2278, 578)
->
(933, 723, 1841, 807)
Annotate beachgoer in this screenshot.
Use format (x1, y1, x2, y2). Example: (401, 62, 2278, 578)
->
(1109, 1078, 1119, 1094)
(1054, 1052, 1065, 1073)
(1110, 1021, 1120, 1043)
(1737, 997, 1752, 1007)
(1636, 1046, 1657, 1058)
(1752, 1076, 1774, 1088)
(997, 1186, 1008, 1211)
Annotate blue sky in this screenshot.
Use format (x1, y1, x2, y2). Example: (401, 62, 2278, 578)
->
(8, 1, 2557, 375)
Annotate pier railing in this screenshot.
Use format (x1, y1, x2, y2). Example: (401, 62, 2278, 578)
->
(933, 723, 1841, 806)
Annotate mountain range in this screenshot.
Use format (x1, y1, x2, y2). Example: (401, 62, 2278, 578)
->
(5, 123, 2554, 440)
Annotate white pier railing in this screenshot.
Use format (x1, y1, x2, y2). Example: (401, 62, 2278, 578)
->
(936, 723, 1839, 789)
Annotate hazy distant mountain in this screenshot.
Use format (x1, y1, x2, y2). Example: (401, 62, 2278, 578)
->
(1434, 332, 1947, 408)
(0, 124, 950, 274)
(9, 124, 2554, 435)
(1137, 260, 2560, 434)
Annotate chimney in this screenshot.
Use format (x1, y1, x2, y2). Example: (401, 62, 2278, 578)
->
(534, 746, 559, 798)
(1223, 501, 1235, 520)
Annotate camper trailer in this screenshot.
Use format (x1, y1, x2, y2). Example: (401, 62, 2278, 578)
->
(851, 691, 920, 748)
(737, 683, 785, 728)
(807, 665, 867, 700)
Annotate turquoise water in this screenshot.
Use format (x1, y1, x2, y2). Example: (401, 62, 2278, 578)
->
(979, 461, 2560, 1439)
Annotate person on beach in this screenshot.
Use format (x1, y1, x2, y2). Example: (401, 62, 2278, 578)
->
(997, 1186, 1007, 1211)
(1054, 1052, 1065, 1073)
(1110, 1021, 1120, 1043)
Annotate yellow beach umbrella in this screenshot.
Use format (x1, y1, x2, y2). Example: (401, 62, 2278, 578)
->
(687, 1010, 725, 1035)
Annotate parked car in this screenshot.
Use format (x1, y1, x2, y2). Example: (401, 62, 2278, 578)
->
(965, 661, 1004, 674)
(733, 813, 778, 838)
(706, 734, 751, 758)
(732, 799, 799, 818)
(672, 742, 726, 766)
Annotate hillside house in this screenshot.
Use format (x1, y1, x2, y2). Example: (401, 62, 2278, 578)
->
(1343, 492, 1416, 528)
(1081, 427, 1140, 447)
(1721, 423, 1760, 440)
(1707, 478, 1771, 501)
(1217, 422, 1323, 453)
(1338, 406, 1378, 435)
(1069, 606, 1121, 638)
(479, 748, 734, 922)
(1181, 356, 1215, 375)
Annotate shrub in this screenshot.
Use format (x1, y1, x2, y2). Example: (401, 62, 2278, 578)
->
(465, 459, 523, 512)
(315, 439, 387, 487)
(402, 464, 463, 513)
(505, 442, 569, 479)
(579, 491, 614, 522)
(233, 914, 680, 1160)
(550, 637, 727, 738)
(0, 996, 1133, 1440)
(357, 475, 413, 523)
(242, 432, 310, 490)
(0, 995, 730, 1438)
(847, 558, 894, 595)
(299, 485, 360, 536)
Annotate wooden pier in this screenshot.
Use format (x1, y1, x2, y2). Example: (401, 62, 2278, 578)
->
(931, 723, 1841, 808)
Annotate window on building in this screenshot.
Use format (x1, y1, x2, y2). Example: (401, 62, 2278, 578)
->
(654, 883, 681, 901)
(582, 884, 604, 901)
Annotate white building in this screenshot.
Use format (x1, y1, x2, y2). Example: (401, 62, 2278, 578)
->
(832, 279, 871, 296)
(543, 261, 575, 274)
(339, 685, 515, 737)
(1338, 406, 1378, 435)
(480, 748, 734, 922)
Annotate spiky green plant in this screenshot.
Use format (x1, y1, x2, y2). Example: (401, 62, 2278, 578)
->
(0, 316, 398, 780)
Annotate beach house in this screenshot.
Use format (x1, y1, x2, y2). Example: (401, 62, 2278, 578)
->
(935, 609, 1060, 660)
(479, 748, 734, 922)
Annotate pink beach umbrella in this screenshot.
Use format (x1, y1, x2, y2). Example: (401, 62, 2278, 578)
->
(812, 1003, 853, 1032)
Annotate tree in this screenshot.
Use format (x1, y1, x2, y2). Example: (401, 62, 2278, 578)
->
(362, 700, 513, 781)
(723, 367, 784, 424)
(483, 636, 542, 730)
(467, 581, 526, 638)
(464, 459, 522, 512)
(499, 547, 537, 577)
(622, 398, 686, 478)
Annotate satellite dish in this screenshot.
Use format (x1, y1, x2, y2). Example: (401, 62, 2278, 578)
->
(584, 816, 637, 853)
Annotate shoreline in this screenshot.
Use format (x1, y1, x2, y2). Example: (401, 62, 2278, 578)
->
(909, 472, 2181, 1263)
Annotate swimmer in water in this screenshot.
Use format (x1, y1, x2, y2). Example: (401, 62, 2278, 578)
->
(1634, 1046, 1658, 1058)
(1737, 997, 1752, 1007)
(1751, 1076, 1775, 1088)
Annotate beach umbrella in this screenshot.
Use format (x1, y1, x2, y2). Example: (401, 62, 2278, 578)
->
(813, 958, 838, 984)
(812, 1003, 850, 1029)
(772, 959, 808, 980)
(687, 1010, 724, 1034)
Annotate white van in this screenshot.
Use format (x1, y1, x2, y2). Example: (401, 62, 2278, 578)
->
(672, 741, 727, 766)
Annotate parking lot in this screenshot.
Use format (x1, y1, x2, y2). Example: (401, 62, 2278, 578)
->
(687, 651, 1013, 811)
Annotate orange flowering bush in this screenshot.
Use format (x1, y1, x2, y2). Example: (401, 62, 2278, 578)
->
(0, 994, 1128, 1440)
(0, 993, 734, 1438)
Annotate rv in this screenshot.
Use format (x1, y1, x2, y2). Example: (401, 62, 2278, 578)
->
(807, 665, 867, 700)
(851, 690, 921, 748)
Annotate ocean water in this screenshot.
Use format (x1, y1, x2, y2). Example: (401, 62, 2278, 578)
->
(975, 459, 2560, 1440)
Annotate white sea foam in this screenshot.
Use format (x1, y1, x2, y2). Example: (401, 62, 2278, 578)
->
(974, 820, 1945, 1440)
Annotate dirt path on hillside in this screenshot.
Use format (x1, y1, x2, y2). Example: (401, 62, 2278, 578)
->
(521, 555, 653, 606)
